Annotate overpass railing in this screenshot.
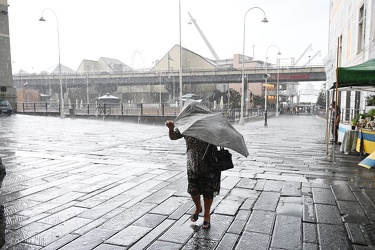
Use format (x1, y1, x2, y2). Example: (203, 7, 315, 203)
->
(15, 102, 266, 122)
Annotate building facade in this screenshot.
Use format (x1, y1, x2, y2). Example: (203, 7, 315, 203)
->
(0, 0, 16, 109)
(325, 0, 375, 121)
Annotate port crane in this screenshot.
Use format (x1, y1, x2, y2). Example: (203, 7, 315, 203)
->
(188, 12, 220, 60)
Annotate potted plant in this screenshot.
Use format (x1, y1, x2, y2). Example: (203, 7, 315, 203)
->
(351, 118, 358, 130)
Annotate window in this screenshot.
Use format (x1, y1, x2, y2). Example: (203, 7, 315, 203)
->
(358, 4, 366, 52)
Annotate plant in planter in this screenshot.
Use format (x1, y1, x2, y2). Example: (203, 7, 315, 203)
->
(351, 118, 358, 129)
(368, 109, 375, 118)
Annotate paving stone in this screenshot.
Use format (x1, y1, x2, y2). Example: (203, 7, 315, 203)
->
(133, 213, 167, 228)
(245, 210, 276, 235)
(236, 231, 270, 250)
(271, 215, 302, 249)
(364, 188, 375, 207)
(253, 192, 280, 211)
(279, 196, 302, 204)
(214, 198, 242, 216)
(227, 187, 259, 200)
(182, 237, 217, 249)
(236, 178, 257, 189)
(263, 180, 285, 192)
(303, 222, 318, 244)
(105, 225, 151, 247)
(195, 214, 233, 241)
(303, 194, 316, 223)
(317, 223, 350, 249)
(254, 179, 267, 191)
(150, 196, 189, 215)
(128, 219, 175, 250)
(73, 218, 107, 235)
(215, 233, 239, 250)
(158, 223, 196, 244)
(345, 223, 367, 246)
(77, 194, 135, 220)
(312, 187, 336, 205)
(59, 227, 116, 250)
(92, 243, 127, 250)
(256, 174, 308, 183)
(315, 204, 343, 225)
(281, 181, 302, 196)
(168, 201, 192, 220)
(227, 218, 247, 235)
(99, 202, 156, 231)
(337, 200, 369, 224)
(220, 176, 241, 190)
(5, 242, 43, 250)
(277, 202, 302, 218)
(331, 185, 357, 201)
(24, 217, 92, 247)
(353, 191, 375, 222)
(143, 189, 176, 204)
(16, 201, 65, 217)
(38, 206, 87, 225)
(362, 224, 375, 246)
(302, 242, 319, 250)
(147, 240, 182, 250)
(3, 222, 53, 248)
(240, 198, 256, 210)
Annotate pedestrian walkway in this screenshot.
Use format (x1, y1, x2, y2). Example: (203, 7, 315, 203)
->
(0, 114, 375, 249)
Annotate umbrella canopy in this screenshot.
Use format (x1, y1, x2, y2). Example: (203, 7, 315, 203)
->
(331, 58, 375, 91)
(174, 101, 249, 157)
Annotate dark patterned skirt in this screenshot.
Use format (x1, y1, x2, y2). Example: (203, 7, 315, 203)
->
(187, 168, 221, 199)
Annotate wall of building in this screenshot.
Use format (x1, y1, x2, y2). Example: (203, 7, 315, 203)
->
(326, 0, 375, 118)
(0, 0, 16, 109)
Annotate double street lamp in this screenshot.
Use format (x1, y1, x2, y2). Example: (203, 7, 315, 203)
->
(240, 7, 268, 125)
(264, 45, 281, 126)
(39, 8, 64, 118)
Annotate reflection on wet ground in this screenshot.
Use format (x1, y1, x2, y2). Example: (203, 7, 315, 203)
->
(0, 114, 375, 249)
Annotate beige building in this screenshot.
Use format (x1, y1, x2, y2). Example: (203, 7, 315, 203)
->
(325, 0, 375, 120)
(0, 0, 16, 109)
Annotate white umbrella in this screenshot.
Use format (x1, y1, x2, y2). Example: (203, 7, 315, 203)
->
(174, 101, 249, 157)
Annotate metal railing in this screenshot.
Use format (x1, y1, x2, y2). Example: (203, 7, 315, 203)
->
(15, 102, 266, 121)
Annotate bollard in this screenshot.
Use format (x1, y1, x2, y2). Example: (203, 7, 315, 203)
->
(69, 108, 76, 117)
(264, 110, 268, 127)
(0, 157, 6, 248)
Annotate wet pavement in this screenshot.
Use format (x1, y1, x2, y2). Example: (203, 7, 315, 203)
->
(0, 114, 375, 250)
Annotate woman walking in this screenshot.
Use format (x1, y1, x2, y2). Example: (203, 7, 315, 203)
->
(166, 119, 221, 229)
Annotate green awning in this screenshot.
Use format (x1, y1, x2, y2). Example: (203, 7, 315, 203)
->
(333, 58, 375, 90)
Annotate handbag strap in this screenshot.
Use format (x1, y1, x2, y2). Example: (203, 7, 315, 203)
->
(202, 144, 211, 161)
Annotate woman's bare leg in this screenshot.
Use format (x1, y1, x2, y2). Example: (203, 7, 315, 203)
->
(203, 196, 213, 222)
(191, 194, 202, 214)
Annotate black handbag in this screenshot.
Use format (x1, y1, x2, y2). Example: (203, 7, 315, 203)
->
(203, 144, 234, 171)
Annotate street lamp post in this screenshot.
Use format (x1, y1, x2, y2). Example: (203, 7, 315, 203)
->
(240, 7, 268, 125)
(86, 65, 90, 106)
(276, 58, 280, 117)
(39, 8, 64, 118)
(159, 72, 162, 108)
(179, 0, 183, 111)
(264, 45, 281, 126)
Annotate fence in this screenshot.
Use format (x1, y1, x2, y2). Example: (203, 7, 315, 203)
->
(16, 102, 266, 122)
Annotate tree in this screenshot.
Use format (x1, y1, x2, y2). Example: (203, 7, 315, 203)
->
(316, 83, 326, 108)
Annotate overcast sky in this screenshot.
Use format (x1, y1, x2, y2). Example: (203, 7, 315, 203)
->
(8, 0, 329, 75)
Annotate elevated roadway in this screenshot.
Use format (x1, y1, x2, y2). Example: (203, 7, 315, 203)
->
(13, 67, 326, 89)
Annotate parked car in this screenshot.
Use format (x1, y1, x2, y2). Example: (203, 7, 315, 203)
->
(0, 100, 12, 115)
